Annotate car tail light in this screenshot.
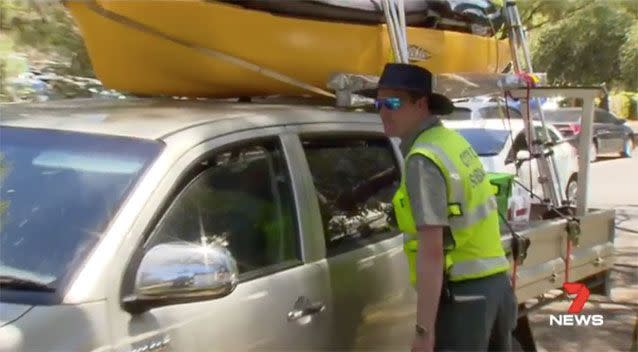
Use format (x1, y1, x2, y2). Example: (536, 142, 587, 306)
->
(569, 123, 581, 135)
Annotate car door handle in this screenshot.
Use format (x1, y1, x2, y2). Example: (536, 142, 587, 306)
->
(287, 301, 325, 321)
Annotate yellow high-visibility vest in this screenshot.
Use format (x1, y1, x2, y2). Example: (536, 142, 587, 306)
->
(392, 125, 509, 284)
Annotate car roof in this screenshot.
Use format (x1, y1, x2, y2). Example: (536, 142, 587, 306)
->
(0, 97, 381, 140)
(544, 107, 605, 112)
(453, 101, 496, 110)
(452, 99, 515, 111)
(443, 118, 545, 135)
(547, 107, 580, 111)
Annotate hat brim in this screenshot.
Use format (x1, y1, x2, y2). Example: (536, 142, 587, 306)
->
(357, 88, 454, 115)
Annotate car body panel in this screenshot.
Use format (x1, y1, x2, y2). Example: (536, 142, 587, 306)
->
(2, 99, 416, 351)
(542, 107, 636, 157)
(0, 302, 111, 352)
(0, 304, 32, 327)
(0, 97, 613, 351)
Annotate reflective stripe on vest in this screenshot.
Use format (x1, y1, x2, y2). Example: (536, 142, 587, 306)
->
(449, 196, 498, 230)
(448, 256, 511, 278)
(396, 126, 509, 283)
(402, 196, 498, 245)
(413, 142, 464, 210)
(411, 142, 498, 230)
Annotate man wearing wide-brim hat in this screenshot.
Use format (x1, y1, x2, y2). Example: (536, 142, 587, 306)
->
(372, 63, 517, 352)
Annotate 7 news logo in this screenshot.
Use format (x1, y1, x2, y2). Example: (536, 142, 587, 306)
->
(549, 282, 604, 326)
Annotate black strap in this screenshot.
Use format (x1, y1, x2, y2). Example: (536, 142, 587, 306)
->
(441, 272, 453, 303)
(498, 211, 530, 265)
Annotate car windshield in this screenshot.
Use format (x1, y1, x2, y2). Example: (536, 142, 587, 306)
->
(455, 128, 511, 156)
(0, 127, 163, 290)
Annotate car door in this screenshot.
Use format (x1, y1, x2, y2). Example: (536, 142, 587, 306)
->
(594, 110, 623, 152)
(605, 111, 628, 152)
(111, 133, 333, 352)
(294, 124, 416, 351)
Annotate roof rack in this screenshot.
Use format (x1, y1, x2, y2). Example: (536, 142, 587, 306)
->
(233, 95, 337, 107)
(325, 71, 548, 108)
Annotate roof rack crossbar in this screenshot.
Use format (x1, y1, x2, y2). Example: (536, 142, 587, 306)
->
(326, 72, 549, 108)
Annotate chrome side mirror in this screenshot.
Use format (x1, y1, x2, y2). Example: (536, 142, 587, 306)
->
(123, 241, 239, 313)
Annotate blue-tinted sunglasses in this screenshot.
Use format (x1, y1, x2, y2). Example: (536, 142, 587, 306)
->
(375, 97, 403, 111)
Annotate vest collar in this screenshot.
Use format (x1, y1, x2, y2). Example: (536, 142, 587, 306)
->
(399, 116, 442, 157)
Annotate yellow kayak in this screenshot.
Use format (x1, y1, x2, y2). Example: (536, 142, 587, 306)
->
(64, 0, 512, 98)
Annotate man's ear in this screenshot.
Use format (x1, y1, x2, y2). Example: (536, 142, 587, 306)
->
(417, 96, 429, 111)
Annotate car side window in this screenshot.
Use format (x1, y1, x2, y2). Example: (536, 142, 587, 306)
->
(300, 135, 400, 256)
(478, 106, 501, 119)
(594, 110, 617, 124)
(145, 138, 300, 276)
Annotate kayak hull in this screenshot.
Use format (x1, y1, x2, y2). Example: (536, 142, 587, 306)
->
(65, 0, 512, 98)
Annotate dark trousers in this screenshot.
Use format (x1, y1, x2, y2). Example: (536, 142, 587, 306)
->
(434, 272, 518, 351)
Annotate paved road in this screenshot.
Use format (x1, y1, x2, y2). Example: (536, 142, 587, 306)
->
(529, 148, 638, 352)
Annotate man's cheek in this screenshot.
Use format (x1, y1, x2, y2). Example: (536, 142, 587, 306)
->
(381, 115, 392, 127)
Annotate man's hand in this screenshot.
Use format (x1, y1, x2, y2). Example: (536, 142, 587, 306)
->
(411, 334, 434, 352)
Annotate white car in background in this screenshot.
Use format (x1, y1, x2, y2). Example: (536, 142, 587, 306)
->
(448, 97, 524, 122)
(442, 119, 580, 207)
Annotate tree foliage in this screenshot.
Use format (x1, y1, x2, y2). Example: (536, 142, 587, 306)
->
(1, 0, 93, 77)
(619, 22, 638, 90)
(515, 0, 637, 89)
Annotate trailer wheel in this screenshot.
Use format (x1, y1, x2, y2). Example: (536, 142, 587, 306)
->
(566, 174, 578, 206)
